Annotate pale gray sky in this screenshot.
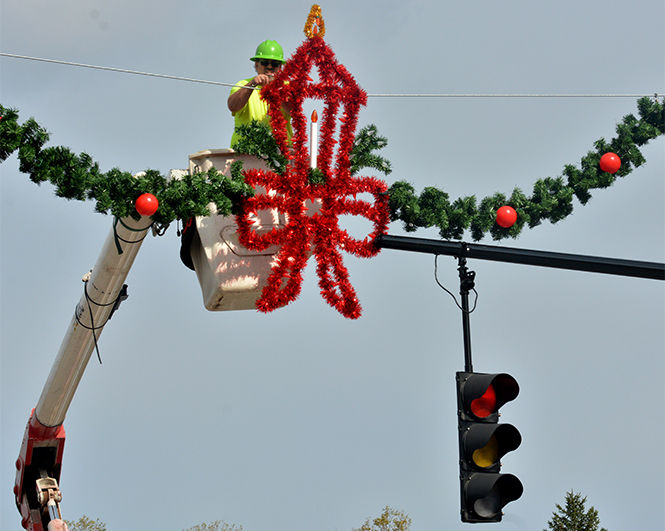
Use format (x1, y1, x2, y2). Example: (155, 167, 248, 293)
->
(2, 1, 664, 530)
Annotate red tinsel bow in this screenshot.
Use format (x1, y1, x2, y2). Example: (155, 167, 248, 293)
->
(236, 37, 389, 319)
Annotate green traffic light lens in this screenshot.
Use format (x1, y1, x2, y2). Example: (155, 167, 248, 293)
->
(471, 383, 496, 418)
(474, 490, 501, 518)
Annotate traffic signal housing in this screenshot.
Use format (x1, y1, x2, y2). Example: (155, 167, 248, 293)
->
(456, 372, 523, 523)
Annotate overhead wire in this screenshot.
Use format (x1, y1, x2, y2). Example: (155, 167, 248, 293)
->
(1, 52, 661, 99)
(366, 92, 660, 98)
(1, 52, 240, 88)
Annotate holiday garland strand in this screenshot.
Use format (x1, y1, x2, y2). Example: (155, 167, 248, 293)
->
(2, 98, 663, 240)
(232, 98, 664, 241)
(388, 97, 664, 241)
(0, 104, 389, 228)
(0, 104, 255, 226)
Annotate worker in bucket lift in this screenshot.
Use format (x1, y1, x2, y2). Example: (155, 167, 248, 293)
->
(181, 40, 292, 271)
(227, 39, 293, 147)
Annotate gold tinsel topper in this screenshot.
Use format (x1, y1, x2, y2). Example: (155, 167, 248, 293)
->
(304, 5, 325, 38)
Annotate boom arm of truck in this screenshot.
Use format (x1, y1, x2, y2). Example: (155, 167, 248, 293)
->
(14, 215, 153, 531)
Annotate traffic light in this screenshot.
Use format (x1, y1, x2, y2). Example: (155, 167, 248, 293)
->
(456, 372, 523, 523)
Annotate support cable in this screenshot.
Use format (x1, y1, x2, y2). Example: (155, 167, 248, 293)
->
(0, 53, 243, 89)
(2, 53, 660, 99)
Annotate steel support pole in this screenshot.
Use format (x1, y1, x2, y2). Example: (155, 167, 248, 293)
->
(458, 257, 475, 373)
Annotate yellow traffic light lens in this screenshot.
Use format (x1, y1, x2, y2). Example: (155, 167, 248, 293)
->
(472, 435, 499, 468)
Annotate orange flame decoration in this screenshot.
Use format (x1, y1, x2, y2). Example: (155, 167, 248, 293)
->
(304, 4, 325, 38)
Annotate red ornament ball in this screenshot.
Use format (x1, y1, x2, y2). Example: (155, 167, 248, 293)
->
(496, 206, 517, 228)
(599, 152, 621, 174)
(135, 193, 159, 216)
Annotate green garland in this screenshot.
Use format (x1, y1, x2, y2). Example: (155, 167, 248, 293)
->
(231, 99, 664, 241)
(388, 97, 664, 240)
(0, 104, 255, 226)
(230, 120, 392, 179)
(0, 106, 390, 226)
(1, 98, 663, 240)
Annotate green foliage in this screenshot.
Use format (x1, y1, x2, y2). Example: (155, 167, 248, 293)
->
(545, 490, 608, 531)
(231, 120, 288, 174)
(308, 167, 327, 185)
(182, 521, 243, 531)
(63, 515, 107, 531)
(0, 104, 254, 225)
(350, 124, 392, 176)
(229, 120, 393, 181)
(389, 96, 664, 241)
(3, 97, 662, 241)
(354, 506, 412, 531)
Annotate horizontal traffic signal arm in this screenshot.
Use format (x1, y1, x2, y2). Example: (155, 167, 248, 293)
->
(377, 235, 665, 281)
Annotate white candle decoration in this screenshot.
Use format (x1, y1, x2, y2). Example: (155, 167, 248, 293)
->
(310, 110, 318, 169)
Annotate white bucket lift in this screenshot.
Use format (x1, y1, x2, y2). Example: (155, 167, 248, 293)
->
(181, 149, 287, 312)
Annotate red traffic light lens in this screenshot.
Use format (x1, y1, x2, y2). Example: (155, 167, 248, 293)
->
(471, 384, 497, 418)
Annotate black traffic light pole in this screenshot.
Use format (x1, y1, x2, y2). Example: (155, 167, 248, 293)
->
(457, 256, 475, 373)
(377, 234, 665, 371)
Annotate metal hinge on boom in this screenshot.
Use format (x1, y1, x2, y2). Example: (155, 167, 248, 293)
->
(36, 471, 66, 530)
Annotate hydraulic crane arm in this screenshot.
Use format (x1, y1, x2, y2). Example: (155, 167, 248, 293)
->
(14, 215, 153, 531)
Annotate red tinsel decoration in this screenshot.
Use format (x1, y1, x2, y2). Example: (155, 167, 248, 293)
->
(236, 36, 389, 319)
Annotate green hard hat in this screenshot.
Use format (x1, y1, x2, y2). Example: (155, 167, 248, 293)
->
(250, 40, 285, 63)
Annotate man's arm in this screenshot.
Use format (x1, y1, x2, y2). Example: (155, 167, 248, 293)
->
(227, 74, 273, 113)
